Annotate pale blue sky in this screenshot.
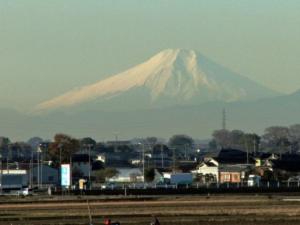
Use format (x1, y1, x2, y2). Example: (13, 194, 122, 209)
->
(1, 0, 300, 110)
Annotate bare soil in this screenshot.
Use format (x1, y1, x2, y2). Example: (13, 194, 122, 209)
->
(1, 195, 300, 225)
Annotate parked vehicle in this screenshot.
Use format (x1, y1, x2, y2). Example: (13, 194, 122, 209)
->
(101, 183, 116, 190)
(247, 175, 261, 187)
(16, 188, 31, 196)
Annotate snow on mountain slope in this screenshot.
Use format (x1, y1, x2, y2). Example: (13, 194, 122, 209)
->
(35, 49, 277, 112)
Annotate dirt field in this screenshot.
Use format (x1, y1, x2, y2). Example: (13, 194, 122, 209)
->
(1, 195, 300, 225)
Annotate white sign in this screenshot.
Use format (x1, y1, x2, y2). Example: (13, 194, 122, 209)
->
(61, 164, 71, 187)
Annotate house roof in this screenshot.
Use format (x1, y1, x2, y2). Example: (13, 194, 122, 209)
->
(256, 152, 274, 160)
(219, 165, 250, 173)
(198, 161, 217, 168)
(72, 154, 89, 163)
(271, 154, 300, 172)
(206, 161, 218, 167)
(216, 148, 255, 164)
(178, 161, 197, 172)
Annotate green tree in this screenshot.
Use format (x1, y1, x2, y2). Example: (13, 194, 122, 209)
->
(0, 137, 11, 147)
(48, 133, 80, 166)
(212, 129, 231, 148)
(263, 126, 290, 153)
(169, 134, 194, 148)
(145, 137, 158, 148)
(93, 168, 119, 183)
(169, 134, 194, 158)
(243, 133, 261, 154)
(230, 130, 245, 149)
(144, 168, 155, 183)
(27, 137, 43, 150)
(289, 124, 300, 152)
(80, 137, 96, 149)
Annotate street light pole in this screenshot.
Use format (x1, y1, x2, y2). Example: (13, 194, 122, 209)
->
(40, 148, 43, 187)
(59, 144, 63, 188)
(0, 152, 2, 195)
(37, 150, 39, 188)
(138, 143, 145, 183)
(142, 144, 145, 183)
(83, 144, 93, 190)
(87, 144, 92, 190)
(37, 146, 42, 189)
(30, 149, 33, 188)
(161, 144, 164, 169)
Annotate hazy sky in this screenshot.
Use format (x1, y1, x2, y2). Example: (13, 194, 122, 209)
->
(1, 0, 300, 110)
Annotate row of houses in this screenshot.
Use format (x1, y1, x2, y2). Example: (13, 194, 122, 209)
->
(194, 149, 300, 184)
(2, 147, 300, 190)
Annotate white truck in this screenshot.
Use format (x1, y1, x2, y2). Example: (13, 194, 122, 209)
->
(170, 173, 193, 185)
(247, 175, 261, 187)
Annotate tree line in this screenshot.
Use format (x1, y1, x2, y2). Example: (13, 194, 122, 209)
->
(210, 124, 300, 154)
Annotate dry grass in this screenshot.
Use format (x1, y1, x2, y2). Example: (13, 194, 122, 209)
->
(1, 195, 300, 225)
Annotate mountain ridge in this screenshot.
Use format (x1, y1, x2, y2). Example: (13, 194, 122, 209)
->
(35, 49, 278, 113)
(1, 89, 300, 141)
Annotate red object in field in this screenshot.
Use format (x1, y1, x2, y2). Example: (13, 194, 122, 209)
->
(104, 219, 111, 225)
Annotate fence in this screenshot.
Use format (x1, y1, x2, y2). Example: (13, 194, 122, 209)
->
(53, 181, 300, 196)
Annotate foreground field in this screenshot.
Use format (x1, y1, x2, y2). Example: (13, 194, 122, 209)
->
(1, 195, 300, 225)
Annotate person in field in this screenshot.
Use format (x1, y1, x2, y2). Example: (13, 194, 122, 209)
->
(150, 216, 160, 225)
(104, 219, 111, 225)
(104, 218, 120, 225)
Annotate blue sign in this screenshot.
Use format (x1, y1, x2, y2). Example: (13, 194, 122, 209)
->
(61, 164, 71, 187)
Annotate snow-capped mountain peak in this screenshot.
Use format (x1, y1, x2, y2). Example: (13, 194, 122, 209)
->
(35, 49, 277, 112)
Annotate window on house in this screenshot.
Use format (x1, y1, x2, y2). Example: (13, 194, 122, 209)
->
(48, 176, 54, 182)
(225, 174, 230, 181)
(233, 174, 239, 181)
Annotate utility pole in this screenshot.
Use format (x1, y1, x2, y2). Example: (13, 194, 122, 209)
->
(40, 149, 43, 187)
(161, 144, 164, 169)
(253, 138, 257, 156)
(59, 144, 63, 189)
(30, 149, 33, 188)
(140, 143, 145, 183)
(172, 147, 176, 173)
(6, 145, 9, 173)
(85, 144, 93, 190)
(37, 146, 42, 188)
(222, 108, 227, 130)
(70, 155, 72, 189)
(37, 150, 39, 188)
(0, 152, 2, 195)
(114, 132, 119, 152)
(245, 140, 249, 164)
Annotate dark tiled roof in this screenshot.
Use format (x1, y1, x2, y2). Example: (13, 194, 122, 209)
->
(72, 154, 89, 162)
(219, 165, 250, 173)
(216, 148, 254, 164)
(205, 161, 217, 167)
(272, 154, 300, 172)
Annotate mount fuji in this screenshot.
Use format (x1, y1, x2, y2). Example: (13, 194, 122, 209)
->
(35, 49, 277, 112)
